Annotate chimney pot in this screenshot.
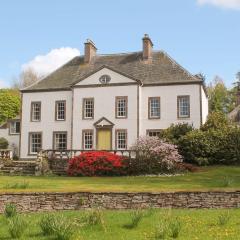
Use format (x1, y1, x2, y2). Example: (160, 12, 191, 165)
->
(142, 34, 153, 61)
(84, 39, 97, 63)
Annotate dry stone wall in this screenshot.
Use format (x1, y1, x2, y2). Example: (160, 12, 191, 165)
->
(0, 191, 239, 213)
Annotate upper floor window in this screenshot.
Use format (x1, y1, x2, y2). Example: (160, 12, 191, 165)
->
(83, 98, 94, 119)
(99, 75, 111, 84)
(82, 130, 93, 150)
(31, 102, 41, 121)
(53, 132, 67, 151)
(29, 132, 42, 155)
(178, 96, 190, 118)
(9, 121, 20, 135)
(116, 129, 127, 150)
(148, 97, 160, 119)
(55, 101, 66, 121)
(116, 96, 128, 118)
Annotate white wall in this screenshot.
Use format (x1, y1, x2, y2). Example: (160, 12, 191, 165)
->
(20, 91, 72, 159)
(201, 86, 209, 124)
(0, 127, 19, 156)
(140, 84, 202, 135)
(72, 85, 138, 149)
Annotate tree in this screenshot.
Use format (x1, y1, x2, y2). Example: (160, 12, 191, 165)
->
(12, 68, 41, 89)
(207, 76, 235, 113)
(0, 89, 21, 124)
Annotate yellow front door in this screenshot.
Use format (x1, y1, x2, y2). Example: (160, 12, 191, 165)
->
(97, 129, 111, 150)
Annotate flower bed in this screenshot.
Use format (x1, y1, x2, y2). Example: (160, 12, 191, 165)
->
(67, 151, 126, 176)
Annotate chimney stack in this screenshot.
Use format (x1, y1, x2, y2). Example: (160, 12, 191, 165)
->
(142, 34, 153, 61)
(84, 39, 97, 63)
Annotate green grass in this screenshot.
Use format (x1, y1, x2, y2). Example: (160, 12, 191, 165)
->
(0, 209, 240, 239)
(0, 166, 239, 193)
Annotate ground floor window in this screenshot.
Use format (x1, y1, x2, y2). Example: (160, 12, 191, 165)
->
(146, 129, 162, 138)
(115, 129, 127, 150)
(83, 130, 94, 150)
(53, 132, 67, 151)
(29, 132, 42, 154)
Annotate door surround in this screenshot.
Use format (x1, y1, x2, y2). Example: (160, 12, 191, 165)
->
(94, 117, 114, 150)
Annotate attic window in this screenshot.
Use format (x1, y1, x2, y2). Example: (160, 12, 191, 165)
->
(99, 75, 111, 84)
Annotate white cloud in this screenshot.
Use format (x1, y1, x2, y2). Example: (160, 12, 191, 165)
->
(0, 79, 10, 88)
(197, 0, 240, 9)
(22, 47, 80, 76)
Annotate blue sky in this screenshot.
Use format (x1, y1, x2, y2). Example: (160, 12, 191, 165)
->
(0, 0, 240, 88)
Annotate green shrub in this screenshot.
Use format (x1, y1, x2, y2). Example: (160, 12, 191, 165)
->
(0, 137, 9, 149)
(168, 217, 182, 238)
(201, 111, 230, 131)
(162, 123, 194, 144)
(39, 214, 56, 236)
(8, 215, 27, 239)
(4, 203, 17, 218)
(86, 209, 104, 226)
(40, 214, 75, 240)
(154, 220, 168, 239)
(217, 211, 231, 226)
(123, 210, 143, 229)
(53, 218, 75, 240)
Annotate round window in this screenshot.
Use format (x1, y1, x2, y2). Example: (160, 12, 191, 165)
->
(99, 75, 111, 84)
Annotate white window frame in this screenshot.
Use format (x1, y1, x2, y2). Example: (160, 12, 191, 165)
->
(29, 132, 42, 155)
(146, 129, 162, 137)
(82, 130, 94, 150)
(31, 102, 41, 122)
(116, 96, 128, 118)
(178, 96, 190, 118)
(116, 130, 127, 150)
(9, 121, 20, 135)
(53, 132, 67, 151)
(149, 97, 160, 119)
(55, 101, 66, 121)
(83, 98, 94, 119)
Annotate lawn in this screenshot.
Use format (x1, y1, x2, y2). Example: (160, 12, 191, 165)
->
(0, 208, 240, 239)
(0, 166, 239, 193)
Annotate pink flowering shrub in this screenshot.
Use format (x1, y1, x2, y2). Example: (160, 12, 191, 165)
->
(129, 136, 183, 174)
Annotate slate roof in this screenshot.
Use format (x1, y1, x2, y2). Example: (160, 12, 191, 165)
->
(22, 51, 203, 92)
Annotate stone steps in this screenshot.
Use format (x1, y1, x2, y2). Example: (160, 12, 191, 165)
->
(0, 161, 37, 175)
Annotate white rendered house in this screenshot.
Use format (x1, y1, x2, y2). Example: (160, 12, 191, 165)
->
(20, 35, 208, 159)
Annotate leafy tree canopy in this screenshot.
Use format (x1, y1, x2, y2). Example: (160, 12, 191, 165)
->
(0, 89, 20, 124)
(207, 76, 235, 114)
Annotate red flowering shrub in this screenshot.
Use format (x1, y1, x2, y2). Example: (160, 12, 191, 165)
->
(67, 151, 126, 176)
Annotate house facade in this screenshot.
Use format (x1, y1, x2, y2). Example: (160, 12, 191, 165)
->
(20, 35, 208, 159)
(0, 116, 20, 157)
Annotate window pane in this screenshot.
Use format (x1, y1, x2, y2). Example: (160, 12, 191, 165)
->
(16, 122, 20, 133)
(84, 99, 94, 118)
(54, 133, 67, 151)
(83, 131, 93, 149)
(150, 98, 160, 118)
(117, 97, 127, 118)
(116, 131, 127, 149)
(31, 103, 41, 121)
(30, 133, 41, 154)
(178, 96, 190, 117)
(56, 101, 65, 120)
